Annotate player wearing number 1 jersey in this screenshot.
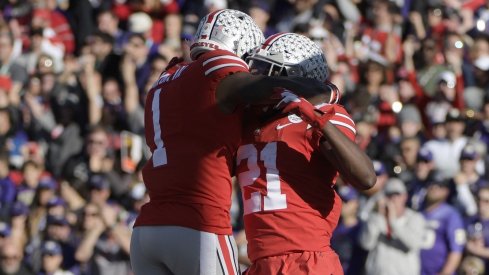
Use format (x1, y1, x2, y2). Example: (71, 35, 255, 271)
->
(237, 33, 376, 274)
(130, 11, 333, 275)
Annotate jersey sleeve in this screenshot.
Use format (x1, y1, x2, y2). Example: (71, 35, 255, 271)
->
(318, 104, 356, 141)
(446, 210, 467, 253)
(199, 49, 249, 81)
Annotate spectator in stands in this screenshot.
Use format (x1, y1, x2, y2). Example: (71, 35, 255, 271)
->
(331, 185, 364, 275)
(423, 108, 469, 179)
(15, 160, 43, 207)
(39, 240, 74, 275)
(359, 160, 390, 222)
(452, 144, 487, 217)
(86, 31, 120, 81)
(75, 202, 131, 275)
(31, 3, 75, 55)
(396, 136, 422, 184)
(0, 152, 15, 220)
(0, 30, 27, 106)
(408, 150, 437, 210)
(124, 33, 151, 96)
(465, 186, 489, 272)
(96, 10, 127, 54)
(420, 172, 466, 275)
(63, 126, 129, 197)
(0, 239, 33, 275)
(359, 177, 425, 275)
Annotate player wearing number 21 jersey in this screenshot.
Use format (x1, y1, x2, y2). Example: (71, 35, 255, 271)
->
(237, 33, 376, 274)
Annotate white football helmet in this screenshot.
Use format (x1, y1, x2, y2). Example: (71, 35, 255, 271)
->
(190, 9, 265, 60)
(246, 33, 329, 82)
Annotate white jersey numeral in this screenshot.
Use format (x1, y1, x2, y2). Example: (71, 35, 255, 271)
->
(421, 228, 435, 249)
(236, 142, 287, 214)
(151, 88, 168, 167)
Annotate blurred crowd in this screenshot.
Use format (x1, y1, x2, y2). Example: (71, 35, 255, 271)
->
(0, 0, 488, 274)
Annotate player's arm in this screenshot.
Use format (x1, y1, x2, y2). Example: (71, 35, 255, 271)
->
(277, 93, 376, 190)
(318, 119, 376, 190)
(216, 72, 330, 113)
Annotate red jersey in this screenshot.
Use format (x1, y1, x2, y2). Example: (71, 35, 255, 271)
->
(236, 104, 356, 261)
(135, 49, 249, 235)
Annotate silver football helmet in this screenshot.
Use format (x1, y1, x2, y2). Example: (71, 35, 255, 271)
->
(190, 9, 265, 60)
(246, 33, 329, 82)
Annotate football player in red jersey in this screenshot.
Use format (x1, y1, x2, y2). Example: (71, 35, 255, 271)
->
(130, 10, 335, 275)
(236, 33, 377, 274)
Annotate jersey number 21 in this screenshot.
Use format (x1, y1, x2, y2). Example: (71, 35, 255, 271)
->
(237, 142, 287, 215)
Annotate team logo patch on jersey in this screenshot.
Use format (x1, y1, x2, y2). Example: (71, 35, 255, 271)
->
(455, 229, 467, 245)
(287, 114, 303, 123)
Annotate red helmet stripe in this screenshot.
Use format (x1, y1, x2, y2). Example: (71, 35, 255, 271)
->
(261, 33, 287, 49)
(206, 9, 224, 23)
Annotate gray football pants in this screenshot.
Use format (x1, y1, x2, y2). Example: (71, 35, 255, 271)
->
(130, 226, 240, 275)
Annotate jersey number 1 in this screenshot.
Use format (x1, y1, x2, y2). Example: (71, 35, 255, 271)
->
(151, 88, 168, 167)
(237, 142, 287, 215)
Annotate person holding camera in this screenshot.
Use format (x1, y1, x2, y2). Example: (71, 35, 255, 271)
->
(359, 177, 426, 275)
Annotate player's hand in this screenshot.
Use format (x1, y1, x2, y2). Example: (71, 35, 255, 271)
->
(275, 91, 335, 129)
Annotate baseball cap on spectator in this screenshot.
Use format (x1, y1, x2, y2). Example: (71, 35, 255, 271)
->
(0, 76, 12, 93)
(38, 176, 57, 190)
(445, 108, 464, 122)
(128, 12, 153, 34)
(47, 215, 70, 227)
(417, 148, 434, 162)
(41, 241, 62, 256)
(383, 178, 407, 196)
(89, 174, 110, 190)
(10, 201, 29, 217)
(47, 197, 66, 208)
(437, 71, 456, 89)
(398, 105, 422, 124)
(338, 185, 358, 202)
(426, 170, 450, 188)
(474, 55, 489, 71)
(460, 145, 479, 160)
(373, 160, 387, 176)
(0, 222, 11, 237)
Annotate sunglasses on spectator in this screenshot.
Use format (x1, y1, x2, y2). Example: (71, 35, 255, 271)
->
(129, 41, 145, 48)
(1, 254, 20, 260)
(88, 139, 106, 145)
(478, 197, 489, 204)
(84, 211, 99, 217)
